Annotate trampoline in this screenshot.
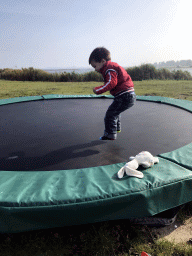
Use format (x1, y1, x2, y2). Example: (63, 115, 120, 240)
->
(0, 94, 192, 233)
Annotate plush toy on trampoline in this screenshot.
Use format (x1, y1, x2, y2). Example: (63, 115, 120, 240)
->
(89, 47, 136, 140)
(117, 151, 159, 179)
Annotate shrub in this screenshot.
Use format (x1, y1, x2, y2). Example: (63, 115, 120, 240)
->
(126, 66, 143, 81)
(59, 72, 70, 82)
(82, 71, 103, 82)
(127, 64, 160, 80)
(0, 68, 53, 81)
(127, 64, 192, 81)
(140, 64, 158, 80)
(156, 68, 174, 80)
(172, 69, 192, 80)
(0, 66, 191, 82)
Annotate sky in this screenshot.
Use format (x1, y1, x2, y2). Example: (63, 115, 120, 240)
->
(1, 0, 192, 69)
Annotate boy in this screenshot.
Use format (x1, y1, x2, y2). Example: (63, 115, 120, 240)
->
(89, 47, 136, 140)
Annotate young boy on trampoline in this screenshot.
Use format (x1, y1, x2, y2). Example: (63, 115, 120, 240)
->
(89, 47, 136, 140)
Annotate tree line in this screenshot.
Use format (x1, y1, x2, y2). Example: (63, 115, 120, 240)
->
(0, 64, 192, 82)
(152, 59, 192, 68)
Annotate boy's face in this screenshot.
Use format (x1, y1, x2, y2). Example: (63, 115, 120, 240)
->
(90, 59, 106, 72)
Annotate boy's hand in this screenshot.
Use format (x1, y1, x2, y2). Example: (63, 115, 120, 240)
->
(93, 88, 97, 94)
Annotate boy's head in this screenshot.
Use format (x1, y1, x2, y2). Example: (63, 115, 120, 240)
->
(89, 47, 111, 72)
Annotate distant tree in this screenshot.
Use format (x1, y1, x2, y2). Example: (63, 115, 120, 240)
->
(166, 60, 176, 67)
(151, 59, 192, 68)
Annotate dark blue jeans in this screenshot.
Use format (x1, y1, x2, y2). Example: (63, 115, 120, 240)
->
(104, 92, 136, 135)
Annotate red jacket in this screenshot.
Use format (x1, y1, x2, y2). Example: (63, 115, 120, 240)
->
(94, 61, 134, 96)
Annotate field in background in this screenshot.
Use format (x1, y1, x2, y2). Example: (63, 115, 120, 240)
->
(0, 79, 192, 101)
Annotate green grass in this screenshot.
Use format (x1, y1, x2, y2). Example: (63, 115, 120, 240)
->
(0, 79, 192, 255)
(134, 80, 192, 100)
(0, 79, 192, 100)
(1, 212, 192, 256)
(0, 80, 100, 99)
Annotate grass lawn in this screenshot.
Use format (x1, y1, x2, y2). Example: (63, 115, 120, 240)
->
(0, 79, 192, 100)
(0, 79, 192, 256)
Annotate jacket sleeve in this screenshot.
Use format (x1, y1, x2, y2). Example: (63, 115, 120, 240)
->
(94, 71, 118, 94)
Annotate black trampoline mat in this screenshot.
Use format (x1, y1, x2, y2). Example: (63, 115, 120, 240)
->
(0, 98, 192, 171)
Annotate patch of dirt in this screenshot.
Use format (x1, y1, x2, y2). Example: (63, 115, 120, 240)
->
(153, 217, 192, 244)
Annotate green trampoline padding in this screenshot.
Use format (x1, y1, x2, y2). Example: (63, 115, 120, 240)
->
(0, 95, 191, 233)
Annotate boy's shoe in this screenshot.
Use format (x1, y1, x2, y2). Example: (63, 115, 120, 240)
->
(99, 135, 115, 140)
(99, 132, 117, 140)
(117, 130, 121, 133)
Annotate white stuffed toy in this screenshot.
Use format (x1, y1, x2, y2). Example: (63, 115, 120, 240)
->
(117, 151, 159, 179)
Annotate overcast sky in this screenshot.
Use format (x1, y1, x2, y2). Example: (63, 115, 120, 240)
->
(1, 0, 191, 69)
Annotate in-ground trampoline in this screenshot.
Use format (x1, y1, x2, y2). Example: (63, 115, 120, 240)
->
(0, 94, 192, 233)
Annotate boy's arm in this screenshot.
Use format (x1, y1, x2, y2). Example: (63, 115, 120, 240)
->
(93, 71, 117, 94)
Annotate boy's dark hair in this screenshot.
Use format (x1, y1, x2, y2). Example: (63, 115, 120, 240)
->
(89, 47, 111, 64)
